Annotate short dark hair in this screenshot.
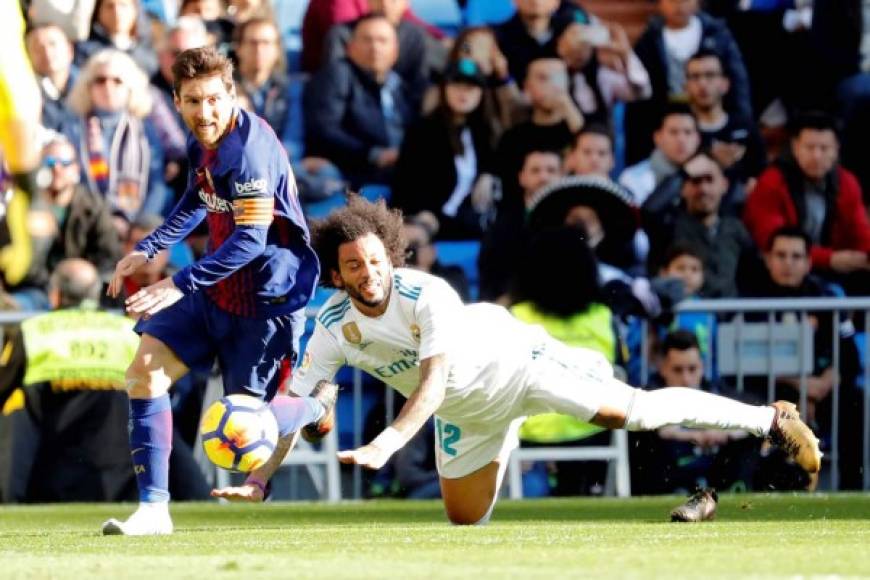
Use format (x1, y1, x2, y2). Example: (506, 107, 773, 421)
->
(662, 241, 704, 269)
(351, 11, 394, 35)
(686, 48, 725, 73)
(767, 225, 811, 253)
(311, 196, 407, 288)
(574, 124, 613, 149)
(656, 101, 696, 131)
(660, 329, 701, 357)
(172, 46, 234, 96)
(788, 111, 840, 141)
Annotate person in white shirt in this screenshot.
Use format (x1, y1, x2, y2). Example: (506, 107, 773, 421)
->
(215, 196, 821, 524)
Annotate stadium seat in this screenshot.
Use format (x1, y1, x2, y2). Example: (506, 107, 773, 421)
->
(507, 430, 632, 498)
(358, 184, 392, 204)
(433, 240, 481, 300)
(462, 0, 515, 26)
(302, 193, 348, 220)
(409, 0, 463, 33)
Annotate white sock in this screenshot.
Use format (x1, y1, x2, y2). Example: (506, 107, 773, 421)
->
(624, 387, 775, 437)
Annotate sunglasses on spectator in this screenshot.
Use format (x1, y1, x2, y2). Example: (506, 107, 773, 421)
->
(43, 156, 76, 169)
(686, 172, 715, 185)
(92, 75, 124, 86)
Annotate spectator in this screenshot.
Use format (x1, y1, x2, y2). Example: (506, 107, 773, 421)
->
(438, 26, 525, 143)
(565, 125, 615, 179)
(304, 13, 418, 188)
(556, 17, 652, 128)
(178, 0, 234, 54)
(27, 0, 97, 42)
(493, 0, 585, 84)
(26, 24, 78, 131)
(300, 0, 444, 74)
(742, 226, 864, 489)
(619, 103, 700, 206)
(26, 137, 121, 294)
(684, 49, 765, 188)
(643, 151, 758, 297)
(510, 225, 619, 495)
(76, 0, 159, 77)
(655, 242, 714, 360)
(321, 0, 445, 97)
(62, 49, 168, 231)
(402, 214, 470, 301)
(233, 18, 346, 204)
(478, 149, 562, 302)
(627, 0, 752, 163)
(495, 57, 583, 201)
(527, 175, 645, 279)
(647, 330, 762, 494)
(392, 59, 496, 240)
(744, 113, 870, 292)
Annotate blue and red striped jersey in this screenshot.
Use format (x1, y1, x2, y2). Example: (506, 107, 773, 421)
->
(135, 108, 319, 318)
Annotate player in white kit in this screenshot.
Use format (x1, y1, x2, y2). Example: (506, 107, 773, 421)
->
(215, 197, 821, 524)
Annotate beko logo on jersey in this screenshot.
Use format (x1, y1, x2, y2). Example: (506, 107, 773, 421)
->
(234, 178, 268, 195)
(199, 189, 232, 212)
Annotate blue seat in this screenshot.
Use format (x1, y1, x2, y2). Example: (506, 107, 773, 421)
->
(463, 0, 515, 26)
(434, 240, 481, 300)
(409, 0, 463, 33)
(302, 193, 348, 220)
(357, 184, 392, 204)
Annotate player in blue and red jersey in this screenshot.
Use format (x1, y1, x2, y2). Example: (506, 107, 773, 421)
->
(102, 47, 333, 535)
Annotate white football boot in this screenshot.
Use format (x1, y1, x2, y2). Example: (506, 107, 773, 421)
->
(102, 502, 174, 536)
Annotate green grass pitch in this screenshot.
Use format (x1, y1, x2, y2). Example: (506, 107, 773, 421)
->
(1, 494, 868, 579)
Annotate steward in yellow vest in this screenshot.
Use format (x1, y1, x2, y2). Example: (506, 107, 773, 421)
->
(0, 259, 138, 502)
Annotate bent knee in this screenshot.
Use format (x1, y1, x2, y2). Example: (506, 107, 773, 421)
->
(445, 505, 490, 526)
(125, 362, 170, 399)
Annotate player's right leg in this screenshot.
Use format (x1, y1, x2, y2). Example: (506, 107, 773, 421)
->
(102, 333, 190, 536)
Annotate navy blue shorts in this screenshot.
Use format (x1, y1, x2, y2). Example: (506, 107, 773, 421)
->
(135, 292, 304, 401)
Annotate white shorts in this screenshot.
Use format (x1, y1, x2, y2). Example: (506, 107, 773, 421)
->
(434, 341, 638, 480)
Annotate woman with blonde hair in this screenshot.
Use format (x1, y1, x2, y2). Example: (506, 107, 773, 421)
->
(62, 49, 167, 229)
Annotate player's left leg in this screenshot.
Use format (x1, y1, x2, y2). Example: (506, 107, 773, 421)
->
(523, 344, 821, 473)
(435, 417, 522, 525)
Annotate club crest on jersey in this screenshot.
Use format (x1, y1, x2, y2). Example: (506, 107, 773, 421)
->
(410, 324, 421, 343)
(301, 351, 312, 371)
(234, 177, 268, 196)
(342, 322, 362, 344)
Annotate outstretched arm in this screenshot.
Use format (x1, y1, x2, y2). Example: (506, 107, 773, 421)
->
(337, 354, 448, 470)
(210, 430, 302, 502)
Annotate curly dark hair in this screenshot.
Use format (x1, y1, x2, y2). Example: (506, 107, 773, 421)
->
(512, 225, 602, 317)
(311, 196, 407, 288)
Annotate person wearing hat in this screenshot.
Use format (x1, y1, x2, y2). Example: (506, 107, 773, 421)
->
(392, 58, 498, 240)
(526, 174, 646, 278)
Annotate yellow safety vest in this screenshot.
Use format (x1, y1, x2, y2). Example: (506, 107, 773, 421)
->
(21, 308, 138, 390)
(511, 301, 616, 444)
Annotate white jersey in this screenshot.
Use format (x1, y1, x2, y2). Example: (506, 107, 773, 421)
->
(292, 268, 550, 426)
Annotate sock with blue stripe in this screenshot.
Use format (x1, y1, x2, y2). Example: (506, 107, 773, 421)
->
(129, 394, 172, 503)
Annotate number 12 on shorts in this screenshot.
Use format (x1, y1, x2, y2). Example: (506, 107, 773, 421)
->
(435, 417, 461, 456)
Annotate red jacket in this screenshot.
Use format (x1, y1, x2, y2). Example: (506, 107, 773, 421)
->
(743, 164, 870, 268)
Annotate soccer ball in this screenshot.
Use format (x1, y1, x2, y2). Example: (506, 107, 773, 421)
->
(200, 394, 279, 473)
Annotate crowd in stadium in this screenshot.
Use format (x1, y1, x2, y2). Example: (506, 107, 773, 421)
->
(0, 0, 867, 502)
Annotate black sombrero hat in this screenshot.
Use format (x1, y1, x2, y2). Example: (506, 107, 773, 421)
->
(525, 175, 639, 244)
